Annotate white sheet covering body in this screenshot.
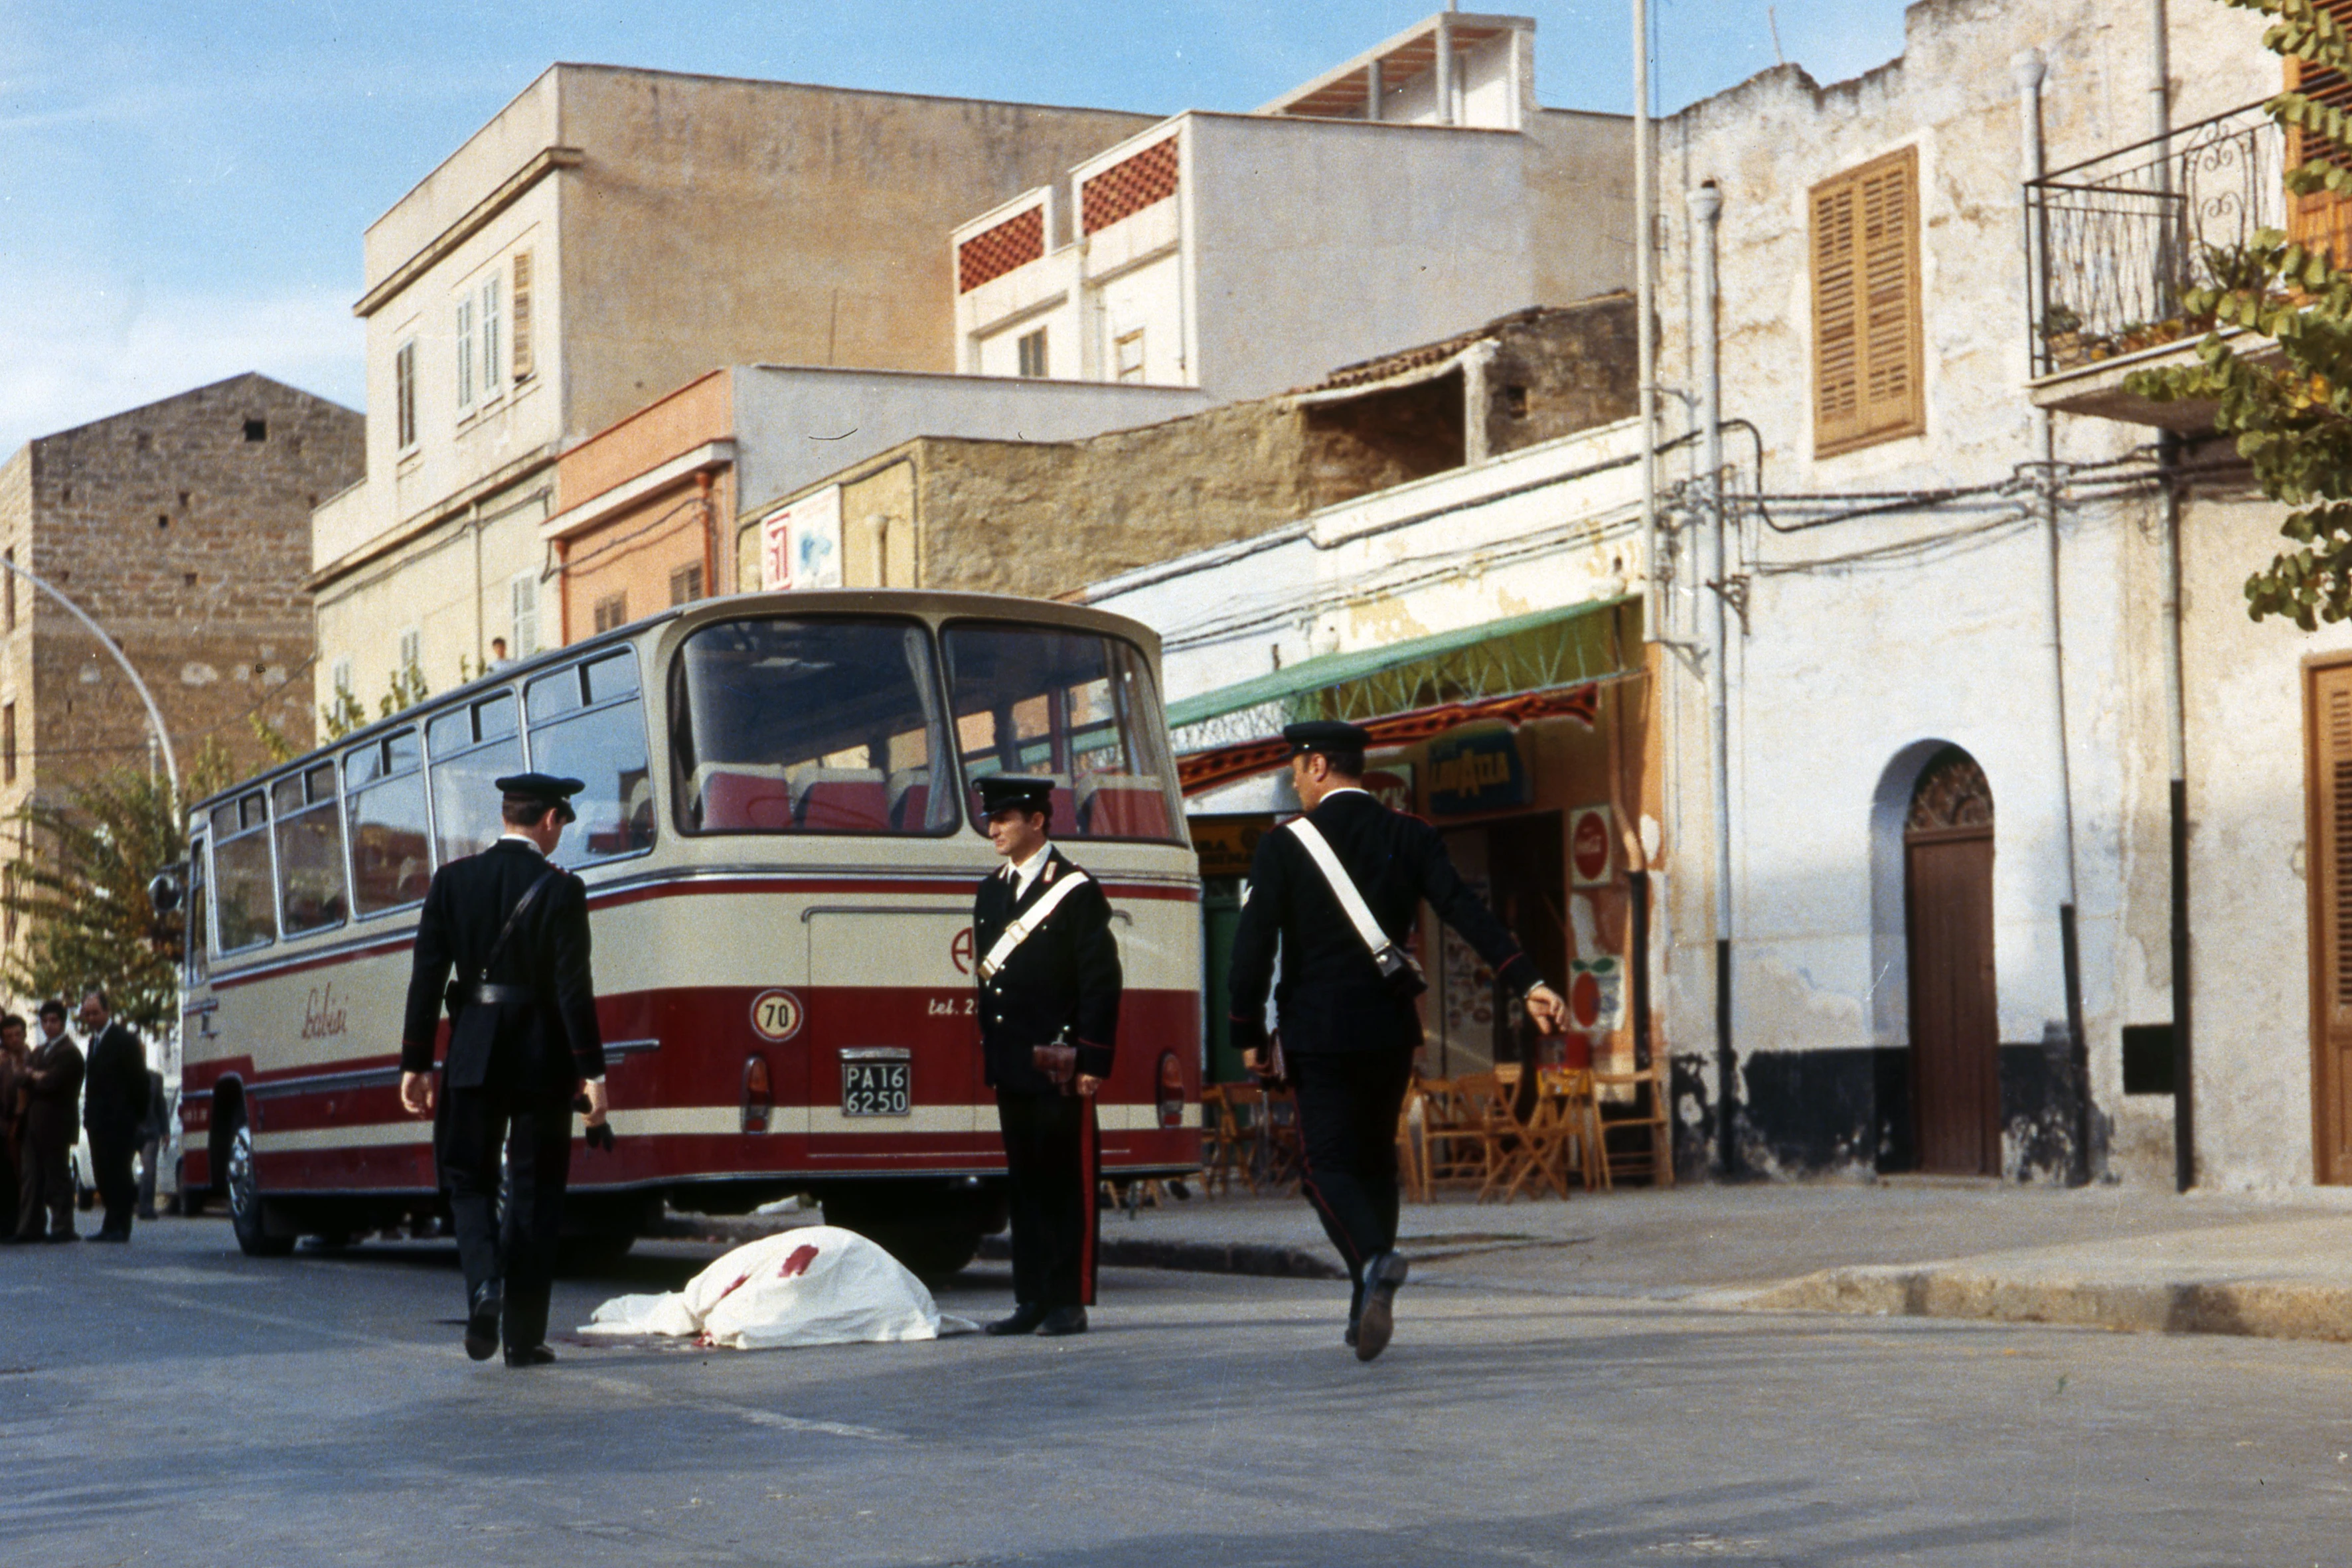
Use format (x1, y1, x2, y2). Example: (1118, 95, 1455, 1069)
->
(581, 1226, 973, 1350)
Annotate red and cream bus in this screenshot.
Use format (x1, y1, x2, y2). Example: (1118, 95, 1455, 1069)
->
(172, 591, 1201, 1274)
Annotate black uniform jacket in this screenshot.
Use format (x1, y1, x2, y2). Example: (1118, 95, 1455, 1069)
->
(82, 1022, 147, 1142)
(973, 846, 1123, 1095)
(400, 838, 605, 1095)
(22, 1033, 84, 1144)
(1227, 789, 1539, 1056)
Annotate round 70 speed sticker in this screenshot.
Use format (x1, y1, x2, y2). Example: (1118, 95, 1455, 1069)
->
(749, 989, 805, 1042)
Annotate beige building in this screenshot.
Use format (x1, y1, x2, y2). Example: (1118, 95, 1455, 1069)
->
(309, 64, 1159, 706)
(0, 374, 362, 954)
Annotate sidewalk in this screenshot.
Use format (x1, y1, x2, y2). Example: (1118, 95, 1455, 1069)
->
(1063, 1178, 2352, 1344)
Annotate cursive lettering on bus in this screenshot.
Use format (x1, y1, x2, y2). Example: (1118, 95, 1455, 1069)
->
(301, 982, 348, 1040)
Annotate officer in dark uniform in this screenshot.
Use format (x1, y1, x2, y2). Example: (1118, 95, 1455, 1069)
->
(398, 772, 609, 1368)
(971, 775, 1122, 1338)
(1227, 721, 1565, 1361)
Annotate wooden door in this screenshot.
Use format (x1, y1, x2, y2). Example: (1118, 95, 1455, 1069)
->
(1906, 749, 1998, 1176)
(2306, 663, 2352, 1182)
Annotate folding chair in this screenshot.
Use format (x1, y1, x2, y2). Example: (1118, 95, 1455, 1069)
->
(1591, 1064, 1676, 1188)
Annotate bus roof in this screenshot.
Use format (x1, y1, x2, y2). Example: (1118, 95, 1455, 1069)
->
(189, 588, 1166, 820)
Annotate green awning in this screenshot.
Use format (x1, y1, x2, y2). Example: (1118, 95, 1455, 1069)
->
(1166, 594, 1639, 744)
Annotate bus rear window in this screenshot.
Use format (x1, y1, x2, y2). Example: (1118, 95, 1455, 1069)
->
(942, 624, 1182, 842)
(670, 617, 956, 836)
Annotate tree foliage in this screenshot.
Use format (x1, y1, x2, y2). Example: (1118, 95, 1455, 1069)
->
(0, 738, 234, 1039)
(2124, 0, 2352, 627)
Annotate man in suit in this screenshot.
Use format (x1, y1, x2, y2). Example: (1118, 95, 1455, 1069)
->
(79, 989, 149, 1242)
(1227, 721, 1567, 1361)
(0, 1014, 27, 1231)
(13, 1001, 84, 1243)
(398, 773, 609, 1367)
(972, 775, 1122, 1338)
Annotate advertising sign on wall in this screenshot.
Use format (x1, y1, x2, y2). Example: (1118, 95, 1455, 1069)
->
(1190, 815, 1275, 880)
(1363, 761, 1415, 815)
(760, 485, 843, 591)
(1427, 730, 1529, 817)
(1569, 955, 1624, 1032)
(1569, 804, 1614, 888)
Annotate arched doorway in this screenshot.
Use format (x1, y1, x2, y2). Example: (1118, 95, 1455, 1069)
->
(1906, 746, 1998, 1174)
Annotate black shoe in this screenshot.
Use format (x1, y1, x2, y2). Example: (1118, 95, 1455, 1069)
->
(1354, 1251, 1408, 1362)
(465, 1279, 504, 1362)
(503, 1344, 556, 1368)
(985, 1302, 1048, 1336)
(1038, 1306, 1088, 1336)
(1344, 1318, 1361, 1348)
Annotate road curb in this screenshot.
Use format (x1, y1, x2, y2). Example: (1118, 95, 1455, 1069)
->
(980, 1232, 1344, 1280)
(1746, 1263, 2352, 1344)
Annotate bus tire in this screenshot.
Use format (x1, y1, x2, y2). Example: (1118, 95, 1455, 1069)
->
(866, 1223, 983, 1283)
(224, 1115, 293, 1259)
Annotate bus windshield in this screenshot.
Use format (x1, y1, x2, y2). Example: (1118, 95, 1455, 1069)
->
(670, 616, 958, 835)
(942, 622, 1180, 842)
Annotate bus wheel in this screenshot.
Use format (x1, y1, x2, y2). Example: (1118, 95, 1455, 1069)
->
(867, 1223, 982, 1283)
(225, 1118, 293, 1259)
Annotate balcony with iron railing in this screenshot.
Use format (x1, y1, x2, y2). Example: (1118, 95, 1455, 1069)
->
(2022, 101, 2333, 426)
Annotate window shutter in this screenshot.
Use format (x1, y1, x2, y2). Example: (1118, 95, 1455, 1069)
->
(2309, 661, 2352, 1180)
(2287, 1, 2352, 264)
(510, 252, 534, 382)
(1811, 147, 1922, 457)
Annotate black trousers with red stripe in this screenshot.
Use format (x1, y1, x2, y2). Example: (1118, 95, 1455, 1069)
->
(1289, 1046, 1416, 1289)
(995, 1089, 1098, 1308)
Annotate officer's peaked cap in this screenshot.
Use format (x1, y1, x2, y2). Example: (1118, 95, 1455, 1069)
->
(1283, 720, 1372, 757)
(496, 771, 586, 823)
(975, 775, 1056, 815)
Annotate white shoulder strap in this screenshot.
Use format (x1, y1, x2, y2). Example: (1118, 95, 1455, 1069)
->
(1287, 818, 1390, 959)
(977, 868, 1091, 982)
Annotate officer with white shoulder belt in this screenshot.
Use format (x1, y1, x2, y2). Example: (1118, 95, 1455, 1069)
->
(1227, 722, 1565, 1361)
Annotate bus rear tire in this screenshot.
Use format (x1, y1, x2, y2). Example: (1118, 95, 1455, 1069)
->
(225, 1118, 293, 1259)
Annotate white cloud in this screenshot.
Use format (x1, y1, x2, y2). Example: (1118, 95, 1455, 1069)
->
(0, 274, 364, 453)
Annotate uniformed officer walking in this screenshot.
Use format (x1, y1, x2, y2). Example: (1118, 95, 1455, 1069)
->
(398, 773, 609, 1368)
(971, 775, 1122, 1337)
(1227, 722, 1565, 1361)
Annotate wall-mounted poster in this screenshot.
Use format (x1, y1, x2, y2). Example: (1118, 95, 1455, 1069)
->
(1569, 804, 1614, 888)
(760, 485, 842, 591)
(1569, 955, 1624, 1032)
(1364, 760, 1414, 815)
(1427, 729, 1529, 816)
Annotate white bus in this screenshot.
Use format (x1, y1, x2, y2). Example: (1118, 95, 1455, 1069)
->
(173, 591, 1202, 1274)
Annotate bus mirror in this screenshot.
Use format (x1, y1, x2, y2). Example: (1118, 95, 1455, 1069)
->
(147, 870, 183, 916)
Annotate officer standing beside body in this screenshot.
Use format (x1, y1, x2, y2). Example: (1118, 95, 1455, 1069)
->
(971, 775, 1121, 1338)
(398, 773, 609, 1367)
(1227, 722, 1567, 1362)
(12, 1001, 83, 1243)
(80, 988, 148, 1243)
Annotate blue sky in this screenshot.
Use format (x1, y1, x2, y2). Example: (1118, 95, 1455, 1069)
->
(0, 0, 1915, 453)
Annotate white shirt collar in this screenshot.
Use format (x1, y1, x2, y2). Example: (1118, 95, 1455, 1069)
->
(1008, 841, 1054, 898)
(497, 832, 546, 856)
(1316, 786, 1372, 803)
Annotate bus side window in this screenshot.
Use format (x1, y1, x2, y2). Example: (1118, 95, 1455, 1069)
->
(273, 761, 349, 935)
(345, 727, 431, 916)
(210, 791, 275, 953)
(526, 647, 654, 866)
(185, 831, 210, 984)
(426, 690, 522, 867)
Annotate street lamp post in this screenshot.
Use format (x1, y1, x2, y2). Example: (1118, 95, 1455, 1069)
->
(0, 554, 180, 797)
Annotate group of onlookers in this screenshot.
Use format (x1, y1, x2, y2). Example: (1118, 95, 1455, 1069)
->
(0, 989, 164, 1243)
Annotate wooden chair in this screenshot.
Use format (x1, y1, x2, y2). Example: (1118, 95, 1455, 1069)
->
(1259, 1085, 1305, 1193)
(1200, 1083, 1247, 1198)
(1395, 1080, 1431, 1204)
(1591, 1065, 1676, 1188)
(1417, 1076, 1497, 1194)
(1526, 1067, 1605, 1196)
(1447, 1072, 1529, 1202)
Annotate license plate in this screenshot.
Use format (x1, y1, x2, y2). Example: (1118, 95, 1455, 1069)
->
(841, 1061, 911, 1117)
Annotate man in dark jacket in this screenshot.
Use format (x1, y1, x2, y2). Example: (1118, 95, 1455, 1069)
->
(80, 989, 148, 1242)
(13, 1001, 84, 1242)
(1227, 722, 1565, 1360)
(971, 775, 1122, 1338)
(398, 773, 608, 1367)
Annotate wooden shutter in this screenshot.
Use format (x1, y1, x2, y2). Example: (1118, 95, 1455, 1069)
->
(2287, 1, 2352, 264)
(2307, 661, 2352, 1182)
(510, 250, 534, 382)
(1810, 147, 1923, 457)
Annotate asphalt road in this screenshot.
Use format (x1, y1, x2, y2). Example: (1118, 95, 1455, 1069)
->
(4, 1216, 2348, 1567)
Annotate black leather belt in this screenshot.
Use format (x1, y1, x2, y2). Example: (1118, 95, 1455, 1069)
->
(471, 984, 533, 1006)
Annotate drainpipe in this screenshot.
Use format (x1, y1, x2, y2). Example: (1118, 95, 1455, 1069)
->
(1634, 0, 1662, 646)
(1367, 57, 1383, 122)
(2158, 432, 2193, 1190)
(2017, 51, 2093, 1184)
(1690, 179, 1735, 1176)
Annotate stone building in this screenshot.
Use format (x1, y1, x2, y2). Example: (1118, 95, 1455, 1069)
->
(0, 373, 363, 948)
